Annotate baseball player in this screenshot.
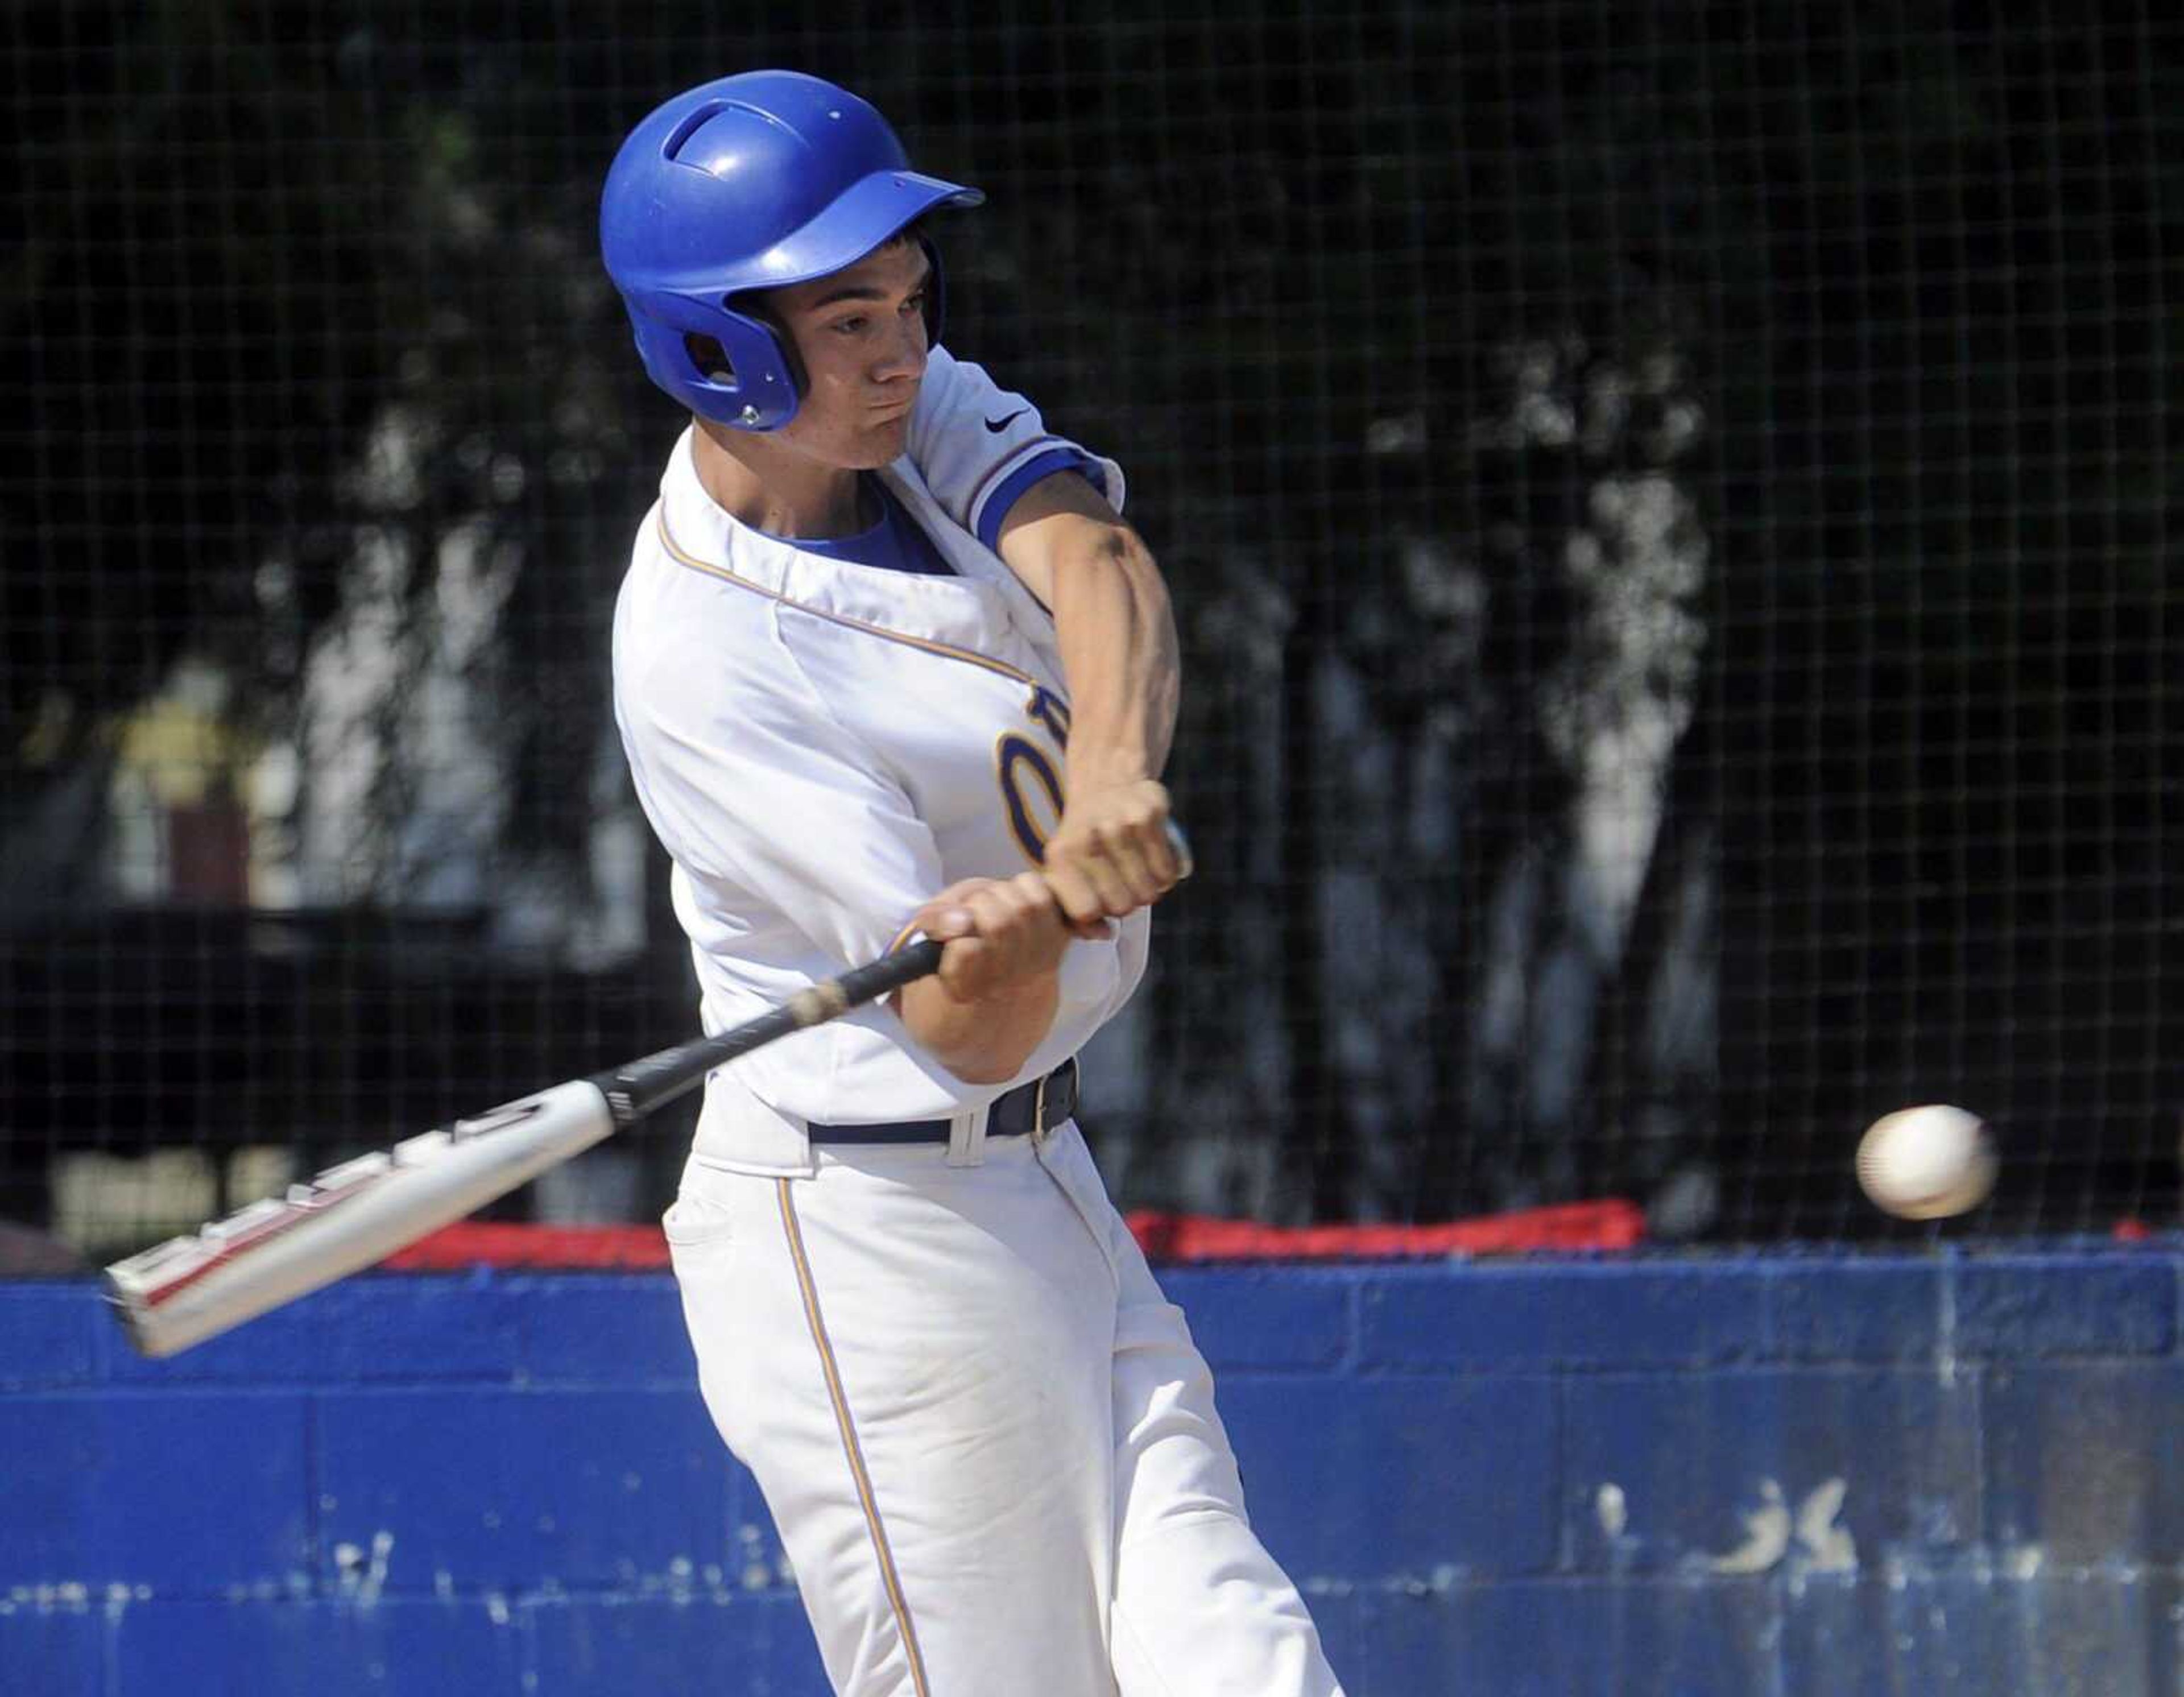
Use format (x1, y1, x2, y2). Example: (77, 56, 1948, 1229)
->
(600, 72, 1345, 1696)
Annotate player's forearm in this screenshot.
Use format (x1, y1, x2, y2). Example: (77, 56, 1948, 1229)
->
(1049, 523, 1180, 789)
(897, 971, 1061, 1085)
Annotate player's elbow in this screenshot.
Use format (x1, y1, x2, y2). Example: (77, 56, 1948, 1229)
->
(930, 1015, 1051, 1086)
(1058, 519, 1158, 585)
(941, 1052, 1032, 1088)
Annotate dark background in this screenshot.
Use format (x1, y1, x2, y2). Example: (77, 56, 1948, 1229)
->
(3, 0, 2177, 1251)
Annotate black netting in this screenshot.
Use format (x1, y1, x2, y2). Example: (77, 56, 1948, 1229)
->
(3, 1, 2177, 1256)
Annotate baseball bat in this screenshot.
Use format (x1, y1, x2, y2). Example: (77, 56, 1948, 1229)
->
(105, 822, 1192, 1358)
(105, 941, 942, 1359)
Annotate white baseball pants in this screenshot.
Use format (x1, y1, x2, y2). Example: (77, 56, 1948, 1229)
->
(665, 1122, 1346, 1697)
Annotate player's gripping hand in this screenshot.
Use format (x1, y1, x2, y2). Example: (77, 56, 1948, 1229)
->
(912, 872, 1098, 1004)
(1040, 778, 1182, 935)
(896, 874, 1101, 1083)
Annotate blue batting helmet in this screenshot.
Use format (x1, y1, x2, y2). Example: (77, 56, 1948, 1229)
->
(599, 71, 983, 431)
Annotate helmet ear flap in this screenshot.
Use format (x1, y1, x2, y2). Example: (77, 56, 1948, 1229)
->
(725, 295, 808, 400)
(628, 304, 800, 430)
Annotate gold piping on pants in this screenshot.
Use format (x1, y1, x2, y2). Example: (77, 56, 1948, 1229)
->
(776, 1179, 933, 1697)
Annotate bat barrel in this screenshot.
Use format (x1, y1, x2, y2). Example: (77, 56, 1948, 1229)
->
(104, 1081, 618, 1359)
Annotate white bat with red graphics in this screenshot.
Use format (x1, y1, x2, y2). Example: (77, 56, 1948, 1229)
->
(104, 940, 944, 1358)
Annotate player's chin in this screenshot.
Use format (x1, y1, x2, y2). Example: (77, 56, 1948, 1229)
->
(851, 410, 915, 465)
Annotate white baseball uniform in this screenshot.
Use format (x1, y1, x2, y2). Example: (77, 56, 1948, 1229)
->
(613, 347, 1345, 1697)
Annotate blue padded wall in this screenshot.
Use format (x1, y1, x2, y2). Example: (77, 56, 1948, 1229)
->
(3, 1250, 2178, 1695)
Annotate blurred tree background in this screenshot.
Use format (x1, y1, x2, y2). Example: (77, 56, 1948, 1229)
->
(2, 0, 2176, 1252)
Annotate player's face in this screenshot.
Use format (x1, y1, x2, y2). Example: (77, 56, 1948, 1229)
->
(768, 240, 932, 470)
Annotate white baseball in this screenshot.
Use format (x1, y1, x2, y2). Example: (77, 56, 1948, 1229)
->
(1856, 1105, 1996, 1219)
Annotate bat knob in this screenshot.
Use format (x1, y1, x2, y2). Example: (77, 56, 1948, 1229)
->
(1164, 818, 1196, 881)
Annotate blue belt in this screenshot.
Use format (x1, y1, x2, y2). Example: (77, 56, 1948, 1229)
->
(806, 1057, 1079, 1145)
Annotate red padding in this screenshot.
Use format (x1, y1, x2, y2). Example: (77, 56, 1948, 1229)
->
(1126, 1199, 1645, 1261)
(384, 1223, 670, 1270)
(382, 1197, 1644, 1272)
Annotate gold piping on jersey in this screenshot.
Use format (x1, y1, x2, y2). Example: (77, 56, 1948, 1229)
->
(776, 1178, 934, 1697)
(657, 507, 1041, 688)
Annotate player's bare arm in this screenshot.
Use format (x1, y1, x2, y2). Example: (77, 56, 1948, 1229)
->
(996, 470, 1184, 930)
(891, 873, 1079, 1083)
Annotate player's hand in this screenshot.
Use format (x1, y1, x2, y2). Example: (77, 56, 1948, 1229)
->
(1040, 779, 1181, 935)
(910, 873, 1088, 1004)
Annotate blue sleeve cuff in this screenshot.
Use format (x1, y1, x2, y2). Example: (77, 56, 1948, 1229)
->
(975, 447, 1107, 554)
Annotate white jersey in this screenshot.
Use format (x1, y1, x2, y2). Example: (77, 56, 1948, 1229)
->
(612, 349, 1148, 1173)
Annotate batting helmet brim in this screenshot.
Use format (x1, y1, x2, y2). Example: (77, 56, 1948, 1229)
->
(650, 169, 985, 300)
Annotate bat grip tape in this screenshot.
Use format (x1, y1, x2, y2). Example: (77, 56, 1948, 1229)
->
(591, 938, 946, 1124)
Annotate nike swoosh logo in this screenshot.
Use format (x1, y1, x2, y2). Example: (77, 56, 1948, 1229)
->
(984, 409, 1029, 433)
